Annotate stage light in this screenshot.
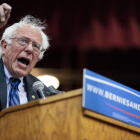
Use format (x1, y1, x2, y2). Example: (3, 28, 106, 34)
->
(37, 75, 60, 89)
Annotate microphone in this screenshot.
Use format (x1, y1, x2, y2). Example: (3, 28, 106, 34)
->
(46, 85, 65, 96)
(32, 81, 46, 99)
(48, 85, 59, 94)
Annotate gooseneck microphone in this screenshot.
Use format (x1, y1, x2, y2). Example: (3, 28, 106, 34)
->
(32, 81, 46, 99)
(48, 85, 58, 94)
(47, 85, 65, 95)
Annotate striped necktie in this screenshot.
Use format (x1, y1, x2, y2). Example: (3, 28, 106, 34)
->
(9, 77, 21, 106)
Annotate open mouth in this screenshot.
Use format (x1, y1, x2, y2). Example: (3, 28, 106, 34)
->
(18, 58, 30, 66)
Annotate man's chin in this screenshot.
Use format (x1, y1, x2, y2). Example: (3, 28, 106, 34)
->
(13, 71, 28, 78)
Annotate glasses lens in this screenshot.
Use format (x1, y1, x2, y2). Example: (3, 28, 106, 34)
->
(17, 38, 28, 46)
(32, 43, 41, 52)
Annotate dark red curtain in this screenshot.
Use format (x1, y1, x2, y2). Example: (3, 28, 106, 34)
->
(47, 1, 140, 50)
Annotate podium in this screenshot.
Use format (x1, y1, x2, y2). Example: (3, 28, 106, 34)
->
(0, 88, 140, 140)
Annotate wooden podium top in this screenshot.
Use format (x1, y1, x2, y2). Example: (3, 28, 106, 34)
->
(0, 88, 82, 118)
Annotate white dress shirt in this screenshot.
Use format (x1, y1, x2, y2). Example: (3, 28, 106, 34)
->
(4, 65, 28, 108)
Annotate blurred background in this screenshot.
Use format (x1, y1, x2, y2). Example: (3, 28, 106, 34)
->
(1, 0, 140, 92)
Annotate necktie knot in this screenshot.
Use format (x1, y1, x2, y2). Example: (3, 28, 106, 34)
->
(10, 77, 21, 89)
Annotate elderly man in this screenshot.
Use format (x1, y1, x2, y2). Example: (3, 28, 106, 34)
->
(0, 8, 51, 111)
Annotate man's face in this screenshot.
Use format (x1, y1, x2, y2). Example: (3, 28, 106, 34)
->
(1, 25, 42, 78)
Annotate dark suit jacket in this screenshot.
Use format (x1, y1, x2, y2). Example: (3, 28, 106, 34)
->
(0, 58, 49, 111)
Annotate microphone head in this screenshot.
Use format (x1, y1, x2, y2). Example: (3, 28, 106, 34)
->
(32, 81, 44, 92)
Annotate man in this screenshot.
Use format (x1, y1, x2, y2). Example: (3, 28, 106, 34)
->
(0, 11, 50, 111)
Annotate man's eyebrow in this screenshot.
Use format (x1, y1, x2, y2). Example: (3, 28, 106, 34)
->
(20, 36, 30, 40)
(19, 36, 41, 44)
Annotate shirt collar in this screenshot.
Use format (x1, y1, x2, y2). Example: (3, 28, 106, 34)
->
(3, 65, 23, 84)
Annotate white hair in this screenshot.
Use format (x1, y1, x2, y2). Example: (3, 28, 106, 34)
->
(0, 15, 49, 59)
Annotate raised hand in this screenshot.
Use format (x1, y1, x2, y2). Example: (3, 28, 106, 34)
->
(0, 3, 12, 29)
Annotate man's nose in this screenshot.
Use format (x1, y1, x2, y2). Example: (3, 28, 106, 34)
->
(24, 42, 34, 53)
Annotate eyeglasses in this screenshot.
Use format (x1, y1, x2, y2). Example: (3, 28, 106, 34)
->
(9, 37, 45, 53)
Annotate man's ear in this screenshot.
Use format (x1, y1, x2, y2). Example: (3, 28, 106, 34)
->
(37, 58, 40, 62)
(0, 40, 8, 55)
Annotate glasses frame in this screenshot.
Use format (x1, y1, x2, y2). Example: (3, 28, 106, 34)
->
(9, 37, 45, 53)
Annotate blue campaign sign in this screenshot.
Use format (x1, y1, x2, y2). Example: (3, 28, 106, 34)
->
(83, 68, 140, 128)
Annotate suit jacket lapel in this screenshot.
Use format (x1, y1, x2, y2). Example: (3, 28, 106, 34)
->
(24, 75, 39, 101)
(0, 58, 7, 111)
